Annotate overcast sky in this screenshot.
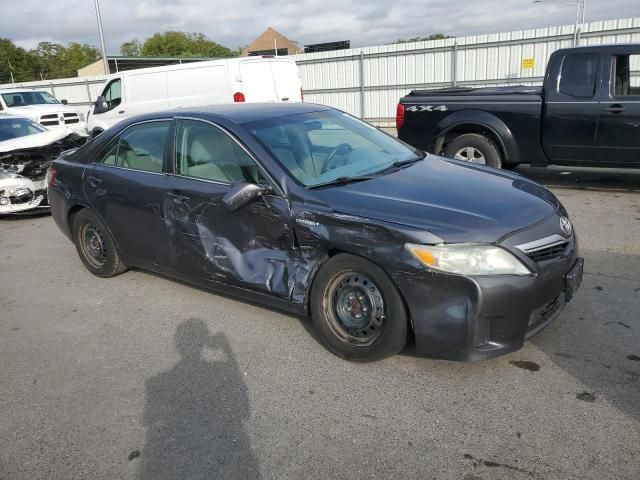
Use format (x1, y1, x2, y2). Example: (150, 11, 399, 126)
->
(3, 0, 640, 53)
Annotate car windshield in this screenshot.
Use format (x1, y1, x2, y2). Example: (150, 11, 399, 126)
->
(247, 110, 422, 187)
(0, 117, 47, 142)
(2, 91, 60, 107)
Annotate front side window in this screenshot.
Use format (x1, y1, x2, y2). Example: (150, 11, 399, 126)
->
(559, 53, 599, 97)
(248, 110, 421, 187)
(175, 119, 263, 184)
(1, 91, 60, 107)
(612, 54, 640, 97)
(101, 79, 122, 112)
(96, 121, 170, 173)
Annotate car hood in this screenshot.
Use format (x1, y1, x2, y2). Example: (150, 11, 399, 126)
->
(314, 156, 559, 243)
(0, 129, 72, 153)
(9, 104, 81, 117)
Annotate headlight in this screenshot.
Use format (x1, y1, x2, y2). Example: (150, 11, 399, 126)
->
(405, 243, 531, 276)
(7, 187, 31, 197)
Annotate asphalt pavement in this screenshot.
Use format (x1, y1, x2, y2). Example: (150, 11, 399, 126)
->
(1, 167, 639, 480)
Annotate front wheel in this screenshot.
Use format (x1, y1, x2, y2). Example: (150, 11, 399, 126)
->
(310, 254, 408, 362)
(72, 209, 128, 278)
(443, 133, 502, 169)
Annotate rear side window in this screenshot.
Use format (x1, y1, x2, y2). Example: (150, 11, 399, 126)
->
(559, 53, 599, 97)
(612, 54, 640, 97)
(96, 121, 170, 173)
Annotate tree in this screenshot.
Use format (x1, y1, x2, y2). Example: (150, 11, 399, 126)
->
(393, 33, 453, 44)
(32, 41, 99, 79)
(141, 31, 235, 58)
(120, 38, 142, 56)
(0, 38, 39, 83)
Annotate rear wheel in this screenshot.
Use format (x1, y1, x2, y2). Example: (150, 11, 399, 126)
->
(310, 254, 408, 362)
(72, 209, 127, 278)
(443, 133, 502, 169)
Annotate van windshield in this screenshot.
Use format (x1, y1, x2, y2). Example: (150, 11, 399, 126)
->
(2, 91, 60, 107)
(248, 110, 423, 187)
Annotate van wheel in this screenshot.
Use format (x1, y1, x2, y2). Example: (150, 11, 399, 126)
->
(72, 209, 127, 278)
(310, 254, 408, 362)
(444, 133, 502, 169)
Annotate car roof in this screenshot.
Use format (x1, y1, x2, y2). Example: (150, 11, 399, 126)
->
(169, 102, 334, 124)
(0, 88, 44, 93)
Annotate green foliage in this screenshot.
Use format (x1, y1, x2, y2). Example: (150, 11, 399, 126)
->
(120, 39, 143, 57)
(135, 31, 236, 58)
(393, 33, 453, 44)
(0, 38, 100, 83)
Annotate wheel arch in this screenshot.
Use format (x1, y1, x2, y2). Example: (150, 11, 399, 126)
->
(304, 248, 415, 333)
(433, 110, 520, 166)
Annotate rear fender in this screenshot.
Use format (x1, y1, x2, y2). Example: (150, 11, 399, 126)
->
(433, 110, 520, 165)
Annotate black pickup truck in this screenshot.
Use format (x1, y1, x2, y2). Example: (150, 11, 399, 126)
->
(397, 44, 640, 169)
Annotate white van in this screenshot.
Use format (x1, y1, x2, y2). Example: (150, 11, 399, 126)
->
(87, 57, 303, 137)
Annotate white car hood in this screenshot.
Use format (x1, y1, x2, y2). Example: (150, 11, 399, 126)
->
(0, 129, 71, 153)
(10, 104, 81, 116)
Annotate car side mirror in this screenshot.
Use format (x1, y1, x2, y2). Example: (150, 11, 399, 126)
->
(222, 182, 270, 211)
(94, 96, 108, 114)
(61, 99, 68, 105)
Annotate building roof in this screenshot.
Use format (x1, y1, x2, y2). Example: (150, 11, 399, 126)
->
(241, 27, 300, 57)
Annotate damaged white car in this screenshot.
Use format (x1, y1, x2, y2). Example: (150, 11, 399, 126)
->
(0, 115, 85, 214)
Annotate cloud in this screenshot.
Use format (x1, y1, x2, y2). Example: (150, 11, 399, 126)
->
(2, 0, 639, 53)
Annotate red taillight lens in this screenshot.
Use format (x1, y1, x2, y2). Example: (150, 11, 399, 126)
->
(396, 103, 405, 131)
(233, 92, 246, 103)
(300, 88, 304, 102)
(47, 166, 57, 187)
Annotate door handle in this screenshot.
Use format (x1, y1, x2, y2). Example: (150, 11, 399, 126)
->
(118, 110, 125, 114)
(605, 104, 625, 114)
(86, 175, 102, 187)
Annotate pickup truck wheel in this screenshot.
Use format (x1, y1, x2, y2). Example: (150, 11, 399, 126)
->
(310, 254, 408, 362)
(444, 133, 502, 169)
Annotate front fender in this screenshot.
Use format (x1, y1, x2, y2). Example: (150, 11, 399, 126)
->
(434, 110, 520, 165)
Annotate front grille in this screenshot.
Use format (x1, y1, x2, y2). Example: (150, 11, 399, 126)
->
(40, 120, 59, 126)
(516, 234, 570, 262)
(63, 113, 76, 117)
(64, 118, 79, 124)
(526, 242, 569, 261)
(40, 114, 58, 120)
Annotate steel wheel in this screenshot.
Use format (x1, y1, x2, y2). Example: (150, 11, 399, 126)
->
(79, 222, 108, 269)
(322, 271, 387, 346)
(453, 146, 486, 165)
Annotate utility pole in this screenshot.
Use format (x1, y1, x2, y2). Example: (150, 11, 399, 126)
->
(93, 0, 109, 74)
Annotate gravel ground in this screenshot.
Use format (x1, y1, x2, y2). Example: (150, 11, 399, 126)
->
(0, 167, 639, 480)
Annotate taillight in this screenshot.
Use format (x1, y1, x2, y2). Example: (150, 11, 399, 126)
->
(47, 166, 57, 187)
(395, 103, 405, 131)
(300, 88, 304, 102)
(233, 92, 246, 103)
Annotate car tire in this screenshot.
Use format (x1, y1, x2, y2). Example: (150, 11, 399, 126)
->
(72, 209, 127, 278)
(90, 129, 104, 139)
(310, 253, 408, 362)
(444, 133, 502, 169)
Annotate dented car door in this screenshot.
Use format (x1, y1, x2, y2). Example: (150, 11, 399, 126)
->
(163, 118, 299, 297)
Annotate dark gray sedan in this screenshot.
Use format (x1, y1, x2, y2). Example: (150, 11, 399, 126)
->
(48, 103, 583, 361)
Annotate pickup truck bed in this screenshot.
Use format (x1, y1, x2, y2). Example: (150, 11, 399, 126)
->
(397, 44, 640, 169)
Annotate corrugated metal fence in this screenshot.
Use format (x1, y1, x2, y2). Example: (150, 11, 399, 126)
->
(2, 17, 639, 126)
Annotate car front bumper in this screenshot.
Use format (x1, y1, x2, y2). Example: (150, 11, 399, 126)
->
(392, 249, 582, 362)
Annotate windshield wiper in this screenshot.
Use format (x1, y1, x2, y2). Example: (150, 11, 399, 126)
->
(373, 155, 425, 176)
(308, 175, 378, 189)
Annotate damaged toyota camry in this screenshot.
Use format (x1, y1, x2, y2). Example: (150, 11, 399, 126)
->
(48, 103, 583, 361)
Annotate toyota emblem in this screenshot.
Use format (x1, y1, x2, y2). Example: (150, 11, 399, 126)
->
(560, 217, 572, 236)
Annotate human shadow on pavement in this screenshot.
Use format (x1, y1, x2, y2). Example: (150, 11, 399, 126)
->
(140, 319, 261, 480)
